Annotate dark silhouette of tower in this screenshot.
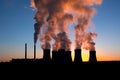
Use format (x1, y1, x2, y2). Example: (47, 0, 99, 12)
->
(58, 49, 65, 64)
(52, 51, 58, 64)
(89, 51, 97, 63)
(74, 49, 82, 64)
(65, 51, 72, 64)
(43, 49, 51, 63)
(25, 43, 27, 59)
(34, 44, 36, 60)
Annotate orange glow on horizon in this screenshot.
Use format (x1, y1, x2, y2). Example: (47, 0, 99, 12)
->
(1, 50, 120, 62)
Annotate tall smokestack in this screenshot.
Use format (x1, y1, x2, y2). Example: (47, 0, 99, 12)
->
(43, 49, 51, 63)
(34, 44, 36, 60)
(25, 43, 27, 59)
(74, 49, 82, 64)
(89, 51, 97, 63)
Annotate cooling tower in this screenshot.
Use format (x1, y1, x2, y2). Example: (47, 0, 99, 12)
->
(52, 51, 58, 64)
(89, 51, 97, 63)
(58, 49, 65, 64)
(65, 51, 72, 64)
(43, 49, 51, 63)
(74, 49, 82, 64)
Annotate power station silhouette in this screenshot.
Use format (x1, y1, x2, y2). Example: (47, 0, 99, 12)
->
(11, 43, 97, 64)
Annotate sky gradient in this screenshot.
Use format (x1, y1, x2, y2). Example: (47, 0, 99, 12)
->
(0, 0, 120, 62)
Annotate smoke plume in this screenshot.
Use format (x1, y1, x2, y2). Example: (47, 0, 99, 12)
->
(31, 0, 102, 51)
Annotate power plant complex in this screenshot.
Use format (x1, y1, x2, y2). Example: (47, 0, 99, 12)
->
(11, 43, 97, 64)
(21, 0, 101, 64)
(11, 0, 101, 64)
(11, 43, 96, 64)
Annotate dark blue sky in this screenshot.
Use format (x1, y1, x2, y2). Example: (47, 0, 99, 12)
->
(0, 0, 120, 61)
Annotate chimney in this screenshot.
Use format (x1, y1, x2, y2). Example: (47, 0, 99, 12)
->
(65, 51, 72, 64)
(34, 44, 36, 60)
(89, 51, 97, 63)
(58, 49, 65, 64)
(74, 49, 82, 64)
(43, 49, 51, 63)
(25, 43, 27, 59)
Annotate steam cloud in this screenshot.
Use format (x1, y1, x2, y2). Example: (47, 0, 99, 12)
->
(31, 0, 102, 51)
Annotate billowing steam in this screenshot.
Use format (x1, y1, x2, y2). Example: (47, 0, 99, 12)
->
(31, 0, 102, 51)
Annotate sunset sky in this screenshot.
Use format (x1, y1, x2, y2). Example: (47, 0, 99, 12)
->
(0, 0, 120, 62)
